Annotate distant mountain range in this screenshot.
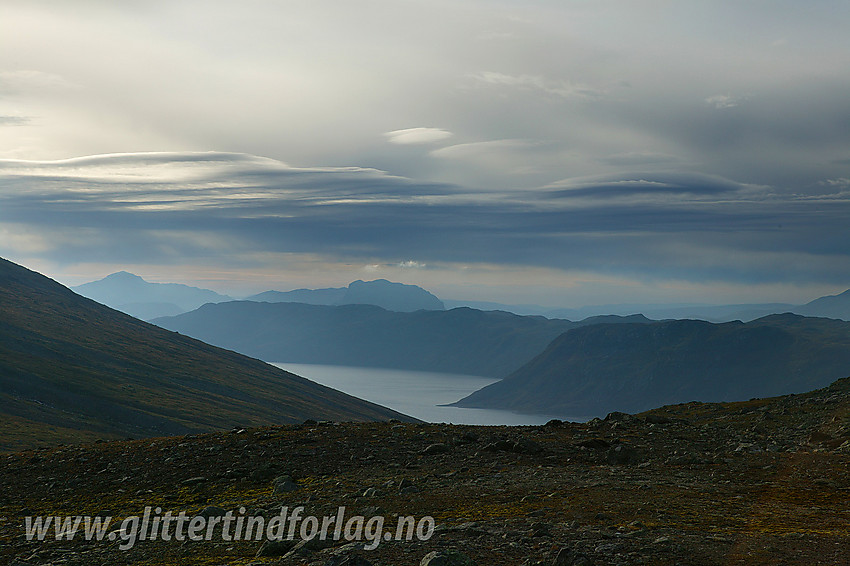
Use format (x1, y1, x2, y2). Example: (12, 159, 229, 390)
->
(74, 274, 445, 319)
(794, 289, 850, 320)
(73, 271, 232, 320)
(454, 314, 850, 417)
(77, 270, 850, 323)
(447, 291, 850, 322)
(247, 279, 445, 312)
(0, 258, 411, 451)
(153, 302, 650, 377)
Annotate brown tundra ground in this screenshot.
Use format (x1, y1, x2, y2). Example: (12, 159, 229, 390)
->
(2, 378, 850, 566)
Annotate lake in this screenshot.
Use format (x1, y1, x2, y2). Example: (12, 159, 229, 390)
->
(271, 362, 586, 425)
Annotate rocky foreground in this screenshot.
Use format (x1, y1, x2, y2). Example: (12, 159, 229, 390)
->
(3, 378, 850, 566)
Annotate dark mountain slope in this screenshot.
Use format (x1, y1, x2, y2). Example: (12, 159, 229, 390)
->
(154, 301, 650, 377)
(455, 314, 850, 416)
(0, 258, 411, 451)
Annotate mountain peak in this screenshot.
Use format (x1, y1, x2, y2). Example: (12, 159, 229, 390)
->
(340, 279, 444, 312)
(72, 271, 232, 320)
(104, 270, 146, 281)
(794, 288, 850, 320)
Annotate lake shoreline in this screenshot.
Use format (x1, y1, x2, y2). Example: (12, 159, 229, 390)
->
(271, 362, 587, 425)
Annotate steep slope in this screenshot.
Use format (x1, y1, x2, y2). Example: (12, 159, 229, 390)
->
(455, 314, 850, 416)
(73, 271, 232, 320)
(154, 301, 650, 377)
(0, 258, 412, 451)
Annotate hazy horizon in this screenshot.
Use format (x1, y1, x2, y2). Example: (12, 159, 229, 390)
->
(2, 1, 849, 307)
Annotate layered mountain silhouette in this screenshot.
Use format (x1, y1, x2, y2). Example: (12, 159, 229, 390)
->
(249, 287, 347, 306)
(153, 301, 650, 377)
(0, 258, 411, 451)
(73, 271, 232, 320)
(447, 289, 850, 322)
(247, 279, 445, 312)
(794, 289, 850, 320)
(454, 314, 850, 417)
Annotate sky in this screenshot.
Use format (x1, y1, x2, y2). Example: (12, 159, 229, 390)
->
(1, 0, 849, 307)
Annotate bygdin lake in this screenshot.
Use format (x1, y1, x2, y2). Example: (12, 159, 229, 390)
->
(272, 363, 587, 425)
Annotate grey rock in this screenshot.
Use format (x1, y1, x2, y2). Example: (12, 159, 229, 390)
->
(199, 505, 227, 518)
(423, 443, 450, 455)
(325, 552, 374, 566)
(606, 444, 641, 465)
(604, 411, 633, 422)
(273, 475, 300, 494)
(554, 547, 593, 566)
(514, 438, 543, 454)
(485, 439, 515, 452)
(256, 539, 297, 557)
(577, 438, 610, 450)
(421, 550, 476, 566)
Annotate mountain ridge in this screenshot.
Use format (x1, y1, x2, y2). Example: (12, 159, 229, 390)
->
(246, 278, 445, 312)
(153, 301, 650, 377)
(454, 313, 850, 416)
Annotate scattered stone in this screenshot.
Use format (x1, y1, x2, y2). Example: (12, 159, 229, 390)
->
(606, 444, 640, 465)
(421, 550, 476, 566)
(423, 443, 450, 455)
(199, 505, 226, 518)
(578, 438, 610, 450)
(325, 553, 374, 566)
(554, 547, 593, 566)
(273, 475, 300, 494)
(514, 438, 543, 454)
(483, 439, 514, 452)
(256, 539, 298, 557)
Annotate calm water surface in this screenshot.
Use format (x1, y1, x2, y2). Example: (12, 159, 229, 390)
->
(272, 362, 587, 425)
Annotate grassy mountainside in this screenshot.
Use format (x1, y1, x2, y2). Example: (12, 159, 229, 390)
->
(154, 301, 650, 377)
(0, 258, 412, 451)
(455, 314, 850, 416)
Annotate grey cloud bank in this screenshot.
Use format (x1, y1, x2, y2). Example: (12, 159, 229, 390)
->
(0, 1, 848, 305)
(0, 152, 847, 305)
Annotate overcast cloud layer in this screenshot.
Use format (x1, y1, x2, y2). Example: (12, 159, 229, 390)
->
(1, 1, 848, 306)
